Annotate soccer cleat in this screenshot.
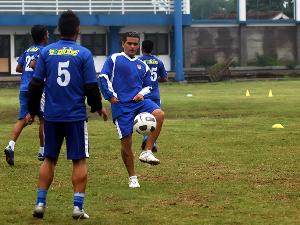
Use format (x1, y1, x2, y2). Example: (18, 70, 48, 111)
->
(4, 146, 14, 166)
(33, 203, 45, 219)
(37, 153, 45, 161)
(139, 151, 160, 165)
(72, 206, 89, 219)
(129, 176, 140, 188)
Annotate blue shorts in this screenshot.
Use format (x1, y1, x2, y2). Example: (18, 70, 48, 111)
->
(19, 91, 29, 119)
(114, 99, 160, 139)
(44, 120, 89, 160)
(150, 99, 161, 107)
(19, 91, 43, 120)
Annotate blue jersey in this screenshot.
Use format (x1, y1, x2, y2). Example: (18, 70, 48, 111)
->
(17, 45, 44, 91)
(98, 52, 152, 119)
(33, 39, 97, 122)
(138, 54, 167, 100)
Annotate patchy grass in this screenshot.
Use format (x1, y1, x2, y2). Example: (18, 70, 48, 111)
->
(1, 80, 300, 225)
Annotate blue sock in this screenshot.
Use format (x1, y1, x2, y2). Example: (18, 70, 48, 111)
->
(36, 188, 48, 205)
(143, 135, 148, 142)
(74, 192, 85, 210)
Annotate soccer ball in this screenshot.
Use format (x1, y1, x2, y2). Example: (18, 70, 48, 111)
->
(133, 112, 156, 135)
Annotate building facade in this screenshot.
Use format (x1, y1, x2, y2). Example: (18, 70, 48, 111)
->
(0, 0, 191, 81)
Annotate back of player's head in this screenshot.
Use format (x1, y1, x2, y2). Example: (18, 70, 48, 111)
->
(122, 32, 140, 43)
(142, 40, 154, 54)
(31, 25, 48, 45)
(58, 10, 80, 37)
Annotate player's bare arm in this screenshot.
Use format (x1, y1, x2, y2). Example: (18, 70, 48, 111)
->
(16, 64, 23, 73)
(133, 94, 144, 102)
(98, 108, 109, 121)
(109, 96, 119, 104)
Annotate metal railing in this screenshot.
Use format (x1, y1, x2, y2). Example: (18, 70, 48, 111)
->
(0, 0, 190, 15)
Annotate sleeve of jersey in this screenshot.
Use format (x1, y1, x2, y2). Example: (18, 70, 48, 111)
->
(33, 50, 46, 80)
(28, 77, 44, 116)
(138, 65, 152, 96)
(83, 50, 97, 84)
(17, 53, 25, 66)
(84, 82, 103, 113)
(98, 57, 116, 100)
(159, 61, 168, 78)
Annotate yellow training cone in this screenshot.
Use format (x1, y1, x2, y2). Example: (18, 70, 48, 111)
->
(246, 89, 250, 97)
(268, 89, 273, 97)
(272, 124, 284, 129)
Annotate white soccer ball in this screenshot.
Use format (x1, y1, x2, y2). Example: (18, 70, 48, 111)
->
(133, 112, 156, 135)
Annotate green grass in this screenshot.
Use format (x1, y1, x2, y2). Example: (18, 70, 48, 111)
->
(1, 80, 300, 225)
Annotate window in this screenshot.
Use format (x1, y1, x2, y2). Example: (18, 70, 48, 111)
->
(191, 0, 237, 19)
(81, 34, 106, 55)
(0, 36, 10, 57)
(0, 35, 10, 73)
(144, 33, 169, 55)
(246, 0, 294, 19)
(15, 34, 33, 57)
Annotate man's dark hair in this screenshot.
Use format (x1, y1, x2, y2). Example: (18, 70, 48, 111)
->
(31, 25, 47, 45)
(122, 32, 140, 43)
(142, 40, 154, 54)
(58, 10, 80, 37)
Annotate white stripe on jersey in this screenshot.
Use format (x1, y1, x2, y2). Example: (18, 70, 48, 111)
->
(84, 121, 89, 158)
(98, 74, 118, 98)
(110, 53, 123, 83)
(114, 119, 123, 139)
(40, 92, 45, 113)
(138, 86, 152, 96)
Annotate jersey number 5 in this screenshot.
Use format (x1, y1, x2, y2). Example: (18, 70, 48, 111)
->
(57, 61, 70, 86)
(150, 67, 158, 82)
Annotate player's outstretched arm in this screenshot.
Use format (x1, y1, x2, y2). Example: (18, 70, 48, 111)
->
(98, 108, 108, 121)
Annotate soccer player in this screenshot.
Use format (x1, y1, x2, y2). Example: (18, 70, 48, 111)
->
(98, 32, 165, 188)
(4, 25, 48, 166)
(26, 10, 108, 219)
(139, 40, 168, 152)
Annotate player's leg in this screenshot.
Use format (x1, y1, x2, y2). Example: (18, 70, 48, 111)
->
(138, 100, 163, 165)
(145, 108, 164, 152)
(37, 117, 45, 161)
(65, 120, 89, 219)
(4, 91, 29, 165)
(33, 121, 63, 219)
(141, 99, 160, 152)
(115, 114, 140, 188)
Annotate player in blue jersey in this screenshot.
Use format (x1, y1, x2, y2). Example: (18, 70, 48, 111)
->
(98, 32, 165, 188)
(4, 25, 48, 166)
(139, 40, 168, 152)
(26, 11, 108, 219)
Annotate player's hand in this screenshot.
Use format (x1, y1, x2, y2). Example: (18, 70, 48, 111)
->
(25, 114, 35, 125)
(109, 96, 119, 104)
(133, 94, 144, 102)
(98, 107, 109, 121)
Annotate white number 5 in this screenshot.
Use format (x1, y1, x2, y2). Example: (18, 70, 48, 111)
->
(57, 61, 70, 86)
(150, 67, 158, 82)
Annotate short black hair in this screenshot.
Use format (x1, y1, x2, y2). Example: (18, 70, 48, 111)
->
(58, 10, 80, 37)
(142, 40, 154, 54)
(31, 25, 47, 45)
(122, 31, 140, 43)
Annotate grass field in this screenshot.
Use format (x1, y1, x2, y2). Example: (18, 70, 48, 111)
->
(1, 80, 300, 225)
